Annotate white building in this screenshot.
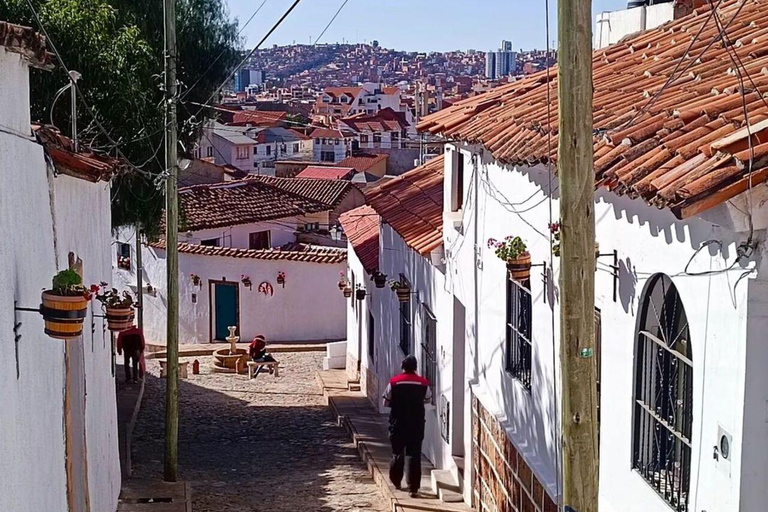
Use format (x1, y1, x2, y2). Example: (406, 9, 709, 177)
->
(337, 108, 411, 150)
(310, 128, 357, 163)
(252, 126, 313, 175)
(0, 23, 121, 512)
(115, 176, 365, 344)
(346, 3, 768, 511)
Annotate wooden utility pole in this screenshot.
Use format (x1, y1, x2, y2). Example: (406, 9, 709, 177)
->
(135, 225, 144, 330)
(163, 0, 180, 483)
(557, 0, 598, 510)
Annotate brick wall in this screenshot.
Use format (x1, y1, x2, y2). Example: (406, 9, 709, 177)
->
(471, 396, 557, 512)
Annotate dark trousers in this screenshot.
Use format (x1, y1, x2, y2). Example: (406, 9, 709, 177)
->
(124, 349, 141, 382)
(389, 432, 423, 492)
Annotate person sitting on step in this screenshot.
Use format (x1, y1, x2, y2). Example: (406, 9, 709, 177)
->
(248, 335, 275, 377)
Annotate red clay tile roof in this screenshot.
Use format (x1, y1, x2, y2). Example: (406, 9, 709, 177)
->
(34, 125, 121, 182)
(365, 156, 444, 255)
(382, 86, 401, 95)
(151, 241, 347, 264)
(247, 175, 359, 208)
(310, 127, 355, 139)
(296, 166, 356, 180)
(340, 108, 408, 133)
(229, 110, 287, 126)
(337, 153, 389, 172)
(178, 179, 332, 231)
(0, 21, 52, 69)
(322, 87, 364, 99)
(339, 205, 380, 273)
(418, 0, 768, 219)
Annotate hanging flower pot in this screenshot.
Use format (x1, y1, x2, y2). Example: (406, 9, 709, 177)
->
(241, 275, 253, 291)
(95, 283, 136, 332)
(389, 279, 411, 302)
(338, 271, 349, 290)
(373, 271, 387, 288)
(40, 269, 94, 340)
(507, 253, 532, 282)
(276, 271, 286, 287)
(356, 288, 367, 301)
(190, 273, 202, 287)
(343, 286, 353, 298)
(488, 236, 531, 282)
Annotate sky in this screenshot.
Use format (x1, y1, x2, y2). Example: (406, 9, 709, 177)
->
(226, 0, 630, 53)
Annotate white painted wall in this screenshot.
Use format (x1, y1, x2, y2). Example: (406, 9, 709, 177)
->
(181, 219, 300, 250)
(442, 142, 768, 511)
(595, 3, 675, 49)
(0, 48, 119, 512)
(113, 237, 347, 345)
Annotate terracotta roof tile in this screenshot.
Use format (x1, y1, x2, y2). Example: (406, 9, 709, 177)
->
(296, 166, 356, 180)
(339, 205, 380, 273)
(151, 241, 346, 264)
(33, 125, 121, 182)
(246, 175, 358, 207)
(418, 0, 768, 218)
(337, 153, 389, 173)
(365, 156, 444, 256)
(0, 21, 52, 69)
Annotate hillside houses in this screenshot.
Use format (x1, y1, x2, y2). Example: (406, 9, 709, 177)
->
(342, 2, 768, 511)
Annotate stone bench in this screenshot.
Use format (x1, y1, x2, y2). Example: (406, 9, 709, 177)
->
(158, 359, 189, 379)
(247, 360, 280, 379)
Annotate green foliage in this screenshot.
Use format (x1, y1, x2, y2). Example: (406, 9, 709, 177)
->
(52, 268, 82, 290)
(95, 282, 134, 308)
(0, 0, 241, 236)
(487, 236, 528, 262)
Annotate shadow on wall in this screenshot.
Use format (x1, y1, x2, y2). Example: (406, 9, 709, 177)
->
(130, 371, 385, 512)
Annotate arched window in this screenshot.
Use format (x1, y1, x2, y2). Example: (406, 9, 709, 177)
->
(633, 274, 693, 512)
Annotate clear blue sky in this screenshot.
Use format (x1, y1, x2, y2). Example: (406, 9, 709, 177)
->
(226, 0, 630, 53)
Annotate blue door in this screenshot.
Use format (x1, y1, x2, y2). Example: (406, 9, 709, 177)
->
(214, 283, 238, 341)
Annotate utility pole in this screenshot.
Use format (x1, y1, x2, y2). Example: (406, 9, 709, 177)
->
(557, 0, 598, 510)
(135, 225, 144, 330)
(163, 0, 180, 483)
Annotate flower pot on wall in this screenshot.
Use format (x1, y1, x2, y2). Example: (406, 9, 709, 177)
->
(373, 272, 387, 288)
(105, 306, 135, 332)
(343, 286, 353, 298)
(507, 253, 532, 282)
(356, 289, 367, 301)
(395, 288, 411, 302)
(40, 291, 89, 340)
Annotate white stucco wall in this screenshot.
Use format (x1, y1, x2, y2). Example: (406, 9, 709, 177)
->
(113, 238, 347, 345)
(442, 142, 768, 511)
(0, 48, 119, 512)
(595, 3, 675, 49)
(181, 219, 299, 250)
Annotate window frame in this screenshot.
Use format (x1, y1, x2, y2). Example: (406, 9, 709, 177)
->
(505, 276, 532, 390)
(399, 275, 412, 355)
(632, 273, 693, 512)
(200, 238, 220, 247)
(248, 230, 271, 250)
(421, 303, 437, 404)
(117, 243, 132, 271)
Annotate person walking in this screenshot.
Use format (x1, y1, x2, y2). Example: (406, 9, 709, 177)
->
(117, 323, 146, 383)
(383, 355, 432, 498)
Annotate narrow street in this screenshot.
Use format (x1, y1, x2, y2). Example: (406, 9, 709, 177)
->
(131, 352, 390, 512)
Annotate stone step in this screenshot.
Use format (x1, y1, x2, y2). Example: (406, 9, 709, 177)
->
(439, 488, 465, 503)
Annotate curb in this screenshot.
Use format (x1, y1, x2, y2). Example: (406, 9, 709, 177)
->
(120, 377, 145, 478)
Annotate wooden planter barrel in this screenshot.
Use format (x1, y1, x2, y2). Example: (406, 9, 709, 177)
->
(343, 286, 353, 298)
(105, 306, 135, 332)
(507, 254, 532, 282)
(373, 274, 387, 288)
(356, 289, 367, 301)
(396, 288, 411, 302)
(40, 291, 89, 340)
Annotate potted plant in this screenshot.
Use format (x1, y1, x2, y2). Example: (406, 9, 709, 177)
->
(40, 269, 96, 340)
(241, 275, 253, 291)
(190, 273, 202, 287)
(343, 285, 353, 298)
(372, 271, 387, 288)
(276, 271, 286, 287)
(550, 221, 600, 259)
(95, 283, 135, 332)
(488, 236, 531, 282)
(338, 271, 349, 290)
(388, 279, 411, 302)
(355, 287, 367, 301)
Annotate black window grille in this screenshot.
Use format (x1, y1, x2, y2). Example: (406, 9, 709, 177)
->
(421, 305, 437, 404)
(399, 277, 412, 355)
(633, 274, 693, 512)
(368, 311, 375, 365)
(505, 277, 532, 389)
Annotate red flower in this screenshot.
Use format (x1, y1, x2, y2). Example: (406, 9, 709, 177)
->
(90, 284, 101, 294)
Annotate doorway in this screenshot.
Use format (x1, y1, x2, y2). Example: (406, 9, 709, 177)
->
(210, 281, 239, 341)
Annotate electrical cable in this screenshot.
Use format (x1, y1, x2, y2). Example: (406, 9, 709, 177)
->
(314, 0, 349, 46)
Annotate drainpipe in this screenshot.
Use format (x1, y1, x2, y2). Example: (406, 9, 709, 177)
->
(69, 71, 81, 152)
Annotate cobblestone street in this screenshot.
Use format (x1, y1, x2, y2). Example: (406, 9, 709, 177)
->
(132, 352, 390, 512)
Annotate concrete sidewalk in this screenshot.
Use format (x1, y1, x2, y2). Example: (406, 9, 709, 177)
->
(316, 370, 472, 512)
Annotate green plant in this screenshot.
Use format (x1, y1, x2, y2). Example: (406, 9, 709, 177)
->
(549, 222, 562, 257)
(487, 236, 529, 262)
(50, 269, 96, 298)
(388, 279, 409, 291)
(95, 283, 134, 308)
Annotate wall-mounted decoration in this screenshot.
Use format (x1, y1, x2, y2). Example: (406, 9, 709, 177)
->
(439, 395, 450, 443)
(95, 283, 135, 332)
(190, 273, 202, 288)
(258, 281, 274, 297)
(241, 275, 253, 291)
(372, 271, 387, 288)
(40, 269, 95, 340)
(276, 271, 286, 287)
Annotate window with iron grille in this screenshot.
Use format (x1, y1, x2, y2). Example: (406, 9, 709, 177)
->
(399, 276, 412, 355)
(633, 274, 692, 512)
(505, 277, 532, 389)
(368, 311, 375, 365)
(421, 304, 437, 404)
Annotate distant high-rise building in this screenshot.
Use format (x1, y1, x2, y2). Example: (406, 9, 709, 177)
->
(495, 49, 517, 78)
(500, 39, 513, 52)
(485, 51, 496, 79)
(234, 69, 265, 93)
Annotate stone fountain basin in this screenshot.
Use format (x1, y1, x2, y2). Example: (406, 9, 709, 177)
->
(211, 347, 249, 374)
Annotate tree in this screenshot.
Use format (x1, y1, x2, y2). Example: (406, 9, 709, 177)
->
(0, 0, 241, 235)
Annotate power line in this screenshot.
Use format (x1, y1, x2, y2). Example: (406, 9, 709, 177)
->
(314, 0, 350, 46)
(181, 0, 270, 101)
